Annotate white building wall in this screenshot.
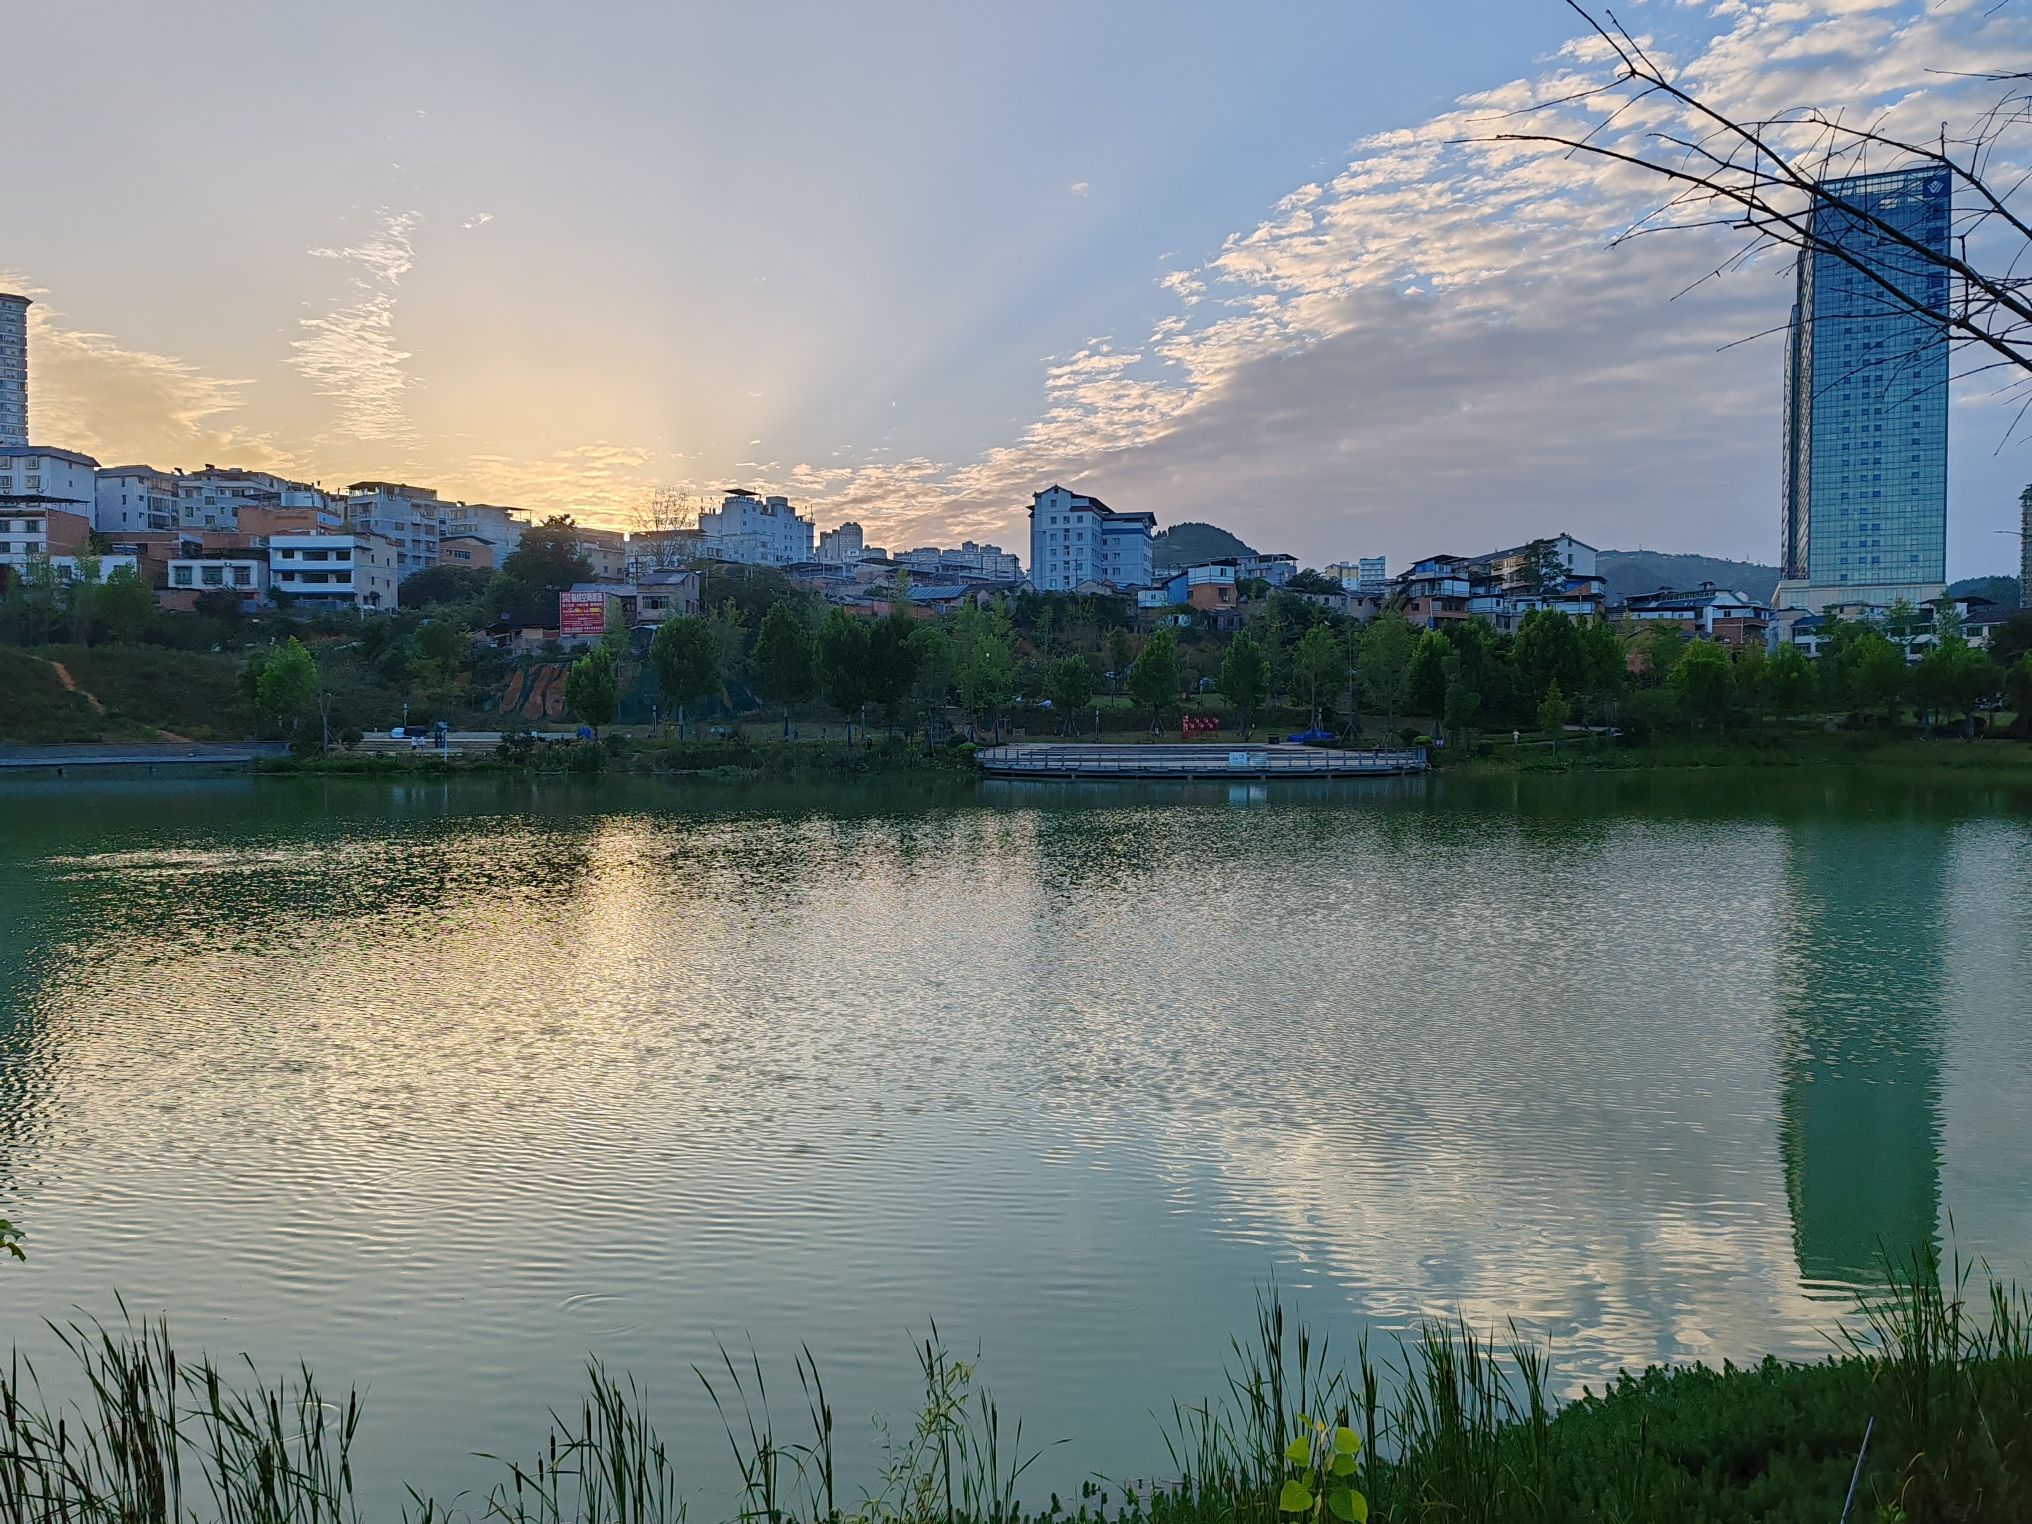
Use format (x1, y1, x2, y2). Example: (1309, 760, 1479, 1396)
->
(698, 493, 815, 566)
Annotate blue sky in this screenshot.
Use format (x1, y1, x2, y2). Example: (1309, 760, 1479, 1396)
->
(6, 0, 2028, 576)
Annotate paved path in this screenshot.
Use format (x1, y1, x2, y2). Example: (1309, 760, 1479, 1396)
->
(0, 743, 288, 770)
(976, 742, 1428, 779)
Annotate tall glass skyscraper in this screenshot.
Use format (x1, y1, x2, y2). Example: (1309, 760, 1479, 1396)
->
(1776, 169, 1952, 612)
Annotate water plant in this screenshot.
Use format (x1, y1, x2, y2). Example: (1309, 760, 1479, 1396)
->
(2, 1250, 2029, 1522)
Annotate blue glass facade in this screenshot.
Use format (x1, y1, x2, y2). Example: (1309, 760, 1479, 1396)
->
(1780, 170, 1951, 604)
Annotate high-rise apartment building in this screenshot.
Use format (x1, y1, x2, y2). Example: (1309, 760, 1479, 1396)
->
(0, 294, 27, 449)
(1775, 170, 1951, 612)
(1027, 485, 1155, 592)
(2020, 485, 2031, 610)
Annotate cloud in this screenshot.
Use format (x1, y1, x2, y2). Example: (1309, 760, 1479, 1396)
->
(455, 442, 658, 523)
(288, 209, 421, 445)
(1, 275, 297, 473)
(1068, 181, 1091, 197)
(781, 0, 2031, 568)
(461, 212, 494, 230)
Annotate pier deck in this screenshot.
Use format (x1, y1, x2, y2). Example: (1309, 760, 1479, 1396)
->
(974, 742, 1427, 780)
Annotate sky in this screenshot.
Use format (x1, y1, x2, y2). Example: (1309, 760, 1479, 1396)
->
(6, 0, 2030, 578)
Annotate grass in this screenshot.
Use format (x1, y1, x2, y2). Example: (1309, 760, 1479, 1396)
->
(3, 1248, 2029, 1522)
(1449, 727, 2032, 780)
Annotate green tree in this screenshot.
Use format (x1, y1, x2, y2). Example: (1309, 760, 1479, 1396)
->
(1763, 643, 1815, 718)
(1731, 643, 1769, 725)
(503, 515, 593, 593)
(1514, 609, 1585, 708)
(1443, 668, 1483, 747)
(1537, 677, 1568, 748)
(1406, 630, 1449, 719)
(864, 605, 924, 730)
(752, 604, 816, 737)
(2003, 653, 2032, 740)
(1847, 630, 1907, 726)
(96, 565, 157, 644)
(400, 564, 492, 607)
(1356, 611, 1415, 728)
(256, 637, 319, 739)
(1218, 632, 1271, 738)
(1671, 639, 1733, 733)
(0, 555, 65, 645)
(1047, 653, 1097, 734)
(950, 604, 1018, 737)
(1290, 625, 1349, 730)
(1106, 628, 1134, 697)
(815, 608, 871, 740)
(415, 616, 470, 676)
(1635, 622, 1687, 687)
(1576, 617, 1628, 727)
(648, 615, 719, 740)
(1128, 626, 1181, 731)
(565, 645, 618, 734)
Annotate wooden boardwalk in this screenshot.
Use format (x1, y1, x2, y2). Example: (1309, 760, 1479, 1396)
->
(0, 743, 288, 771)
(975, 742, 1427, 780)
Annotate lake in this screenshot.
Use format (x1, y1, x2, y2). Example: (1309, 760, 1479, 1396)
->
(1, 769, 2028, 1513)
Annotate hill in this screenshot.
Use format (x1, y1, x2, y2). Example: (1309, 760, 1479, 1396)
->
(1597, 549, 1781, 604)
(1153, 521, 1257, 575)
(1948, 575, 2021, 607)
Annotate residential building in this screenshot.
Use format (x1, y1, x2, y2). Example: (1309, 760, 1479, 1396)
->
(1237, 553, 1297, 587)
(818, 521, 866, 564)
(439, 534, 497, 570)
(0, 293, 27, 449)
(1027, 484, 1156, 592)
(1776, 169, 1952, 612)
(50, 553, 140, 585)
(96, 467, 182, 533)
(2021, 484, 2031, 610)
(1154, 560, 1241, 612)
(346, 481, 442, 574)
(896, 541, 1023, 583)
(697, 489, 816, 566)
(1467, 534, 1600, 588)
(0, 446, 99, 584)
(269, 533, 401, 610)
(1618, 583, 1774, 649)
(166, 553, 268, 605)
(1391, 542, 1605, 632)
(173, 466, 306, 531)
(439, 501, 526, 566)
(1326, 557, 1389, 594)
(578, 525, 628, 582)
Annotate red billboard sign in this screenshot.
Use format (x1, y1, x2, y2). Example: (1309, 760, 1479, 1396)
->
(559, 591, 607, 640)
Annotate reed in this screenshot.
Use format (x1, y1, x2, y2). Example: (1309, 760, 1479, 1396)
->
(2, 1251, 2028, 1523)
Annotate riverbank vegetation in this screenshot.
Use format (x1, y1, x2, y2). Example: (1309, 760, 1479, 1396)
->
(7, 548, 2031, 769)
(3, 1250, 2027, 1522)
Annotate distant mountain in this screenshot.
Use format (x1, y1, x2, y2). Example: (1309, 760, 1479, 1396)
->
(1153, 521, 1257, 574)
(1948, 574, 2021, 607)
(1597, 549, 1781, 605)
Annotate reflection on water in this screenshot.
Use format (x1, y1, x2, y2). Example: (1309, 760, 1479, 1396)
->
(0, 771, 2027, 1514)
(1777, 819, 1945, 1292)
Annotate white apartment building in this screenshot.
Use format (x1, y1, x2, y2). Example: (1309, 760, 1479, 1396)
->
(897, 541, 1023, 582)
(174, 466, 306, 531)
(698, 490, 816, 566)
(346, 481, 442, 575)
(1027, 485, 1156, 592)
(818, 521, 866, 564)
(439, 501, 525, 566)
(96, 467, 182, 533)
(168, 555, 268, 598)
(1, 446, 99, 582)
(269, 533, 401, 610)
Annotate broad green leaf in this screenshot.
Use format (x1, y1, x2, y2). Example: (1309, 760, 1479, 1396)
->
(1294, 1413, 1312, 1429)
(1285, 1437, 1312, 1464)
(1328, 1488, 1368, 1522)
(1330, 1453, 1357, 1477)
(1279, 1481, 1313, 1514)
(1333, 1427, 1361, 1455)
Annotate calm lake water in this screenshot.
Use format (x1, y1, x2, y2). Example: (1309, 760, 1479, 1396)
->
(2, 770, 2029, 1512)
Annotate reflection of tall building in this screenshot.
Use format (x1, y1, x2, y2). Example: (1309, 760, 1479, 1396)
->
(1775, 821, 1946, 1289)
